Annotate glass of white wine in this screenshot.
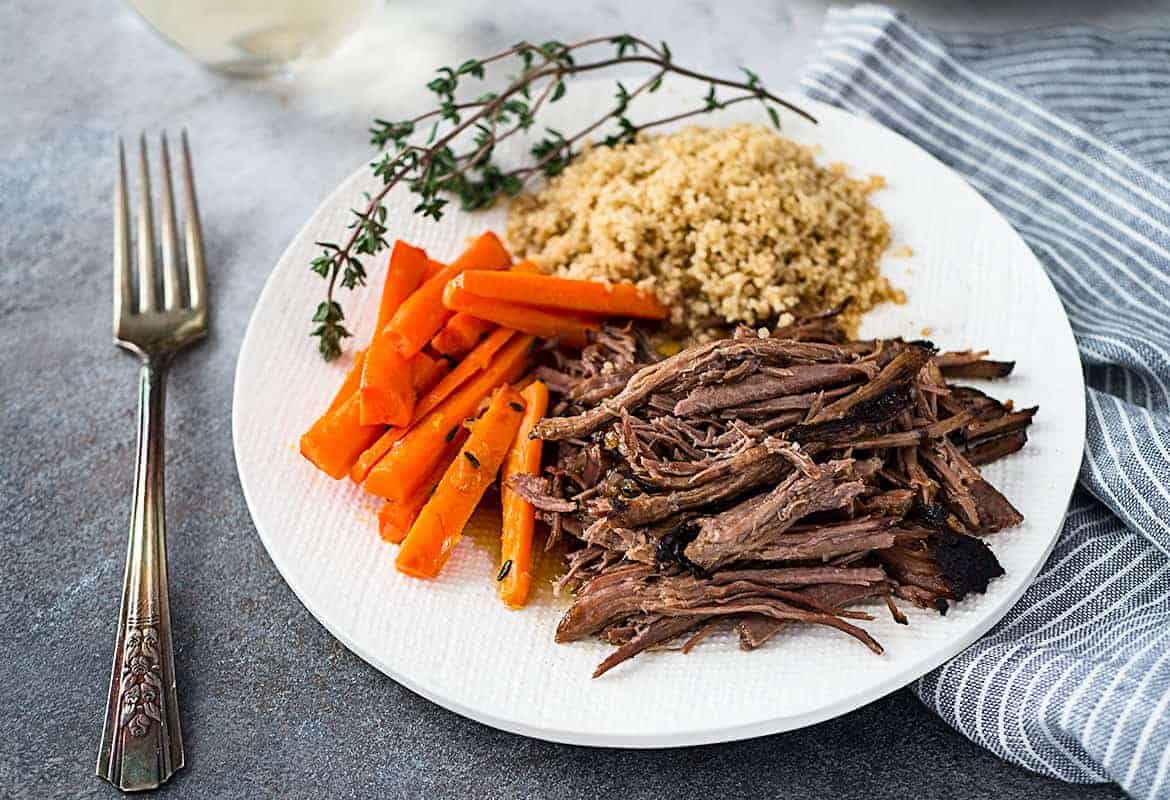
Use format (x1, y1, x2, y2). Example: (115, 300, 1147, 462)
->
(126, 0, 376, 77)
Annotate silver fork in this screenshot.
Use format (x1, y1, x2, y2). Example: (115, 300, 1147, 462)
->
(96, 132, 207, 792)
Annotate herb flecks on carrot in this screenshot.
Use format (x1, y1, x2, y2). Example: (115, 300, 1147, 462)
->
(396, 387, 527, 579)
(498, 380, 549, 608)
(415, 327, 515, 418)
(385, 232, 511, 359)
(364, 334, 534, 502)
(443, 285, 598, 342)
(456, 271, 669, 320)
(378, 427, 468, 543)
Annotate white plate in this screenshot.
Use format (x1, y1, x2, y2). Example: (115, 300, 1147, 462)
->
(232, 87, 1085, 747)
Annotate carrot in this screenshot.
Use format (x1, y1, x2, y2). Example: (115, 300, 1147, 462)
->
(410, 351, 448, 394)
(511, 260, 541, 273)
(299, 392, 384, 479)
(443, 285, 599, 341)
(423, 258, 447, 281)
(431, 313, 494, 358)
(364, 334, 534, 501)
(375, 241, 429, 331)
(415, 327, 515, 419)
(453, 271, 669, 319)
(349, 427, 405, 484)
(498, 380, 549, 608)
(348, 328, 516, 483)
(377, 427, 468, 543)
(386, 232, 512, 358)
(359, 332, 415, 427)
(348, 352, 449, 485)
(355, 241, 435, 426)
(324, 350, 366, 415)
(396, 387, 527, 579)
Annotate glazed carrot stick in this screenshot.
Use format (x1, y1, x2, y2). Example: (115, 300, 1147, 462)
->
(396, 387, 527, 579)
(299, 243, 444, 481)
(375, 241, 429, 331)
(431, 313, 494, 358)
(410, 351, 448, 395)
(359, 333, 415, 426)
(347, 329, 515, 483)
(414, 327, 515, 419)
(356, 241, 434, 425)
(324, 350, 366, 415)
(386, 232, 512, 358)
(349, 427, 405, 484)
(348, 352, 449, 485)
(450, 233, 511, 272)
(498, 380, 549, 608)
(452, 271, 669, 319)
(364, 334, 534, 502)
(299, 392, 385, 480)
(365, 343, 451, 425)
(442, 285, 599, 341)
(377, 428, 468, 543)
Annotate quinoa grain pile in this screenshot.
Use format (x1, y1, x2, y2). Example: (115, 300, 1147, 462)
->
(506, 123, 902, 337)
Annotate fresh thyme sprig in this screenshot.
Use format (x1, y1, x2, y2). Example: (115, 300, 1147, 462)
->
(309, 34, 815, 360)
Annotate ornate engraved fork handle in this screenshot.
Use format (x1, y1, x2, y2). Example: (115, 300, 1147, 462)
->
(97, 359, 184, 791)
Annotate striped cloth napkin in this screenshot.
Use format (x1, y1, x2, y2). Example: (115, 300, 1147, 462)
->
(801, 7, 1170, 798)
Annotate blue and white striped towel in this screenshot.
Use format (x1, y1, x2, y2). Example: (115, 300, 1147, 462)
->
(802, 8, 1170, 798)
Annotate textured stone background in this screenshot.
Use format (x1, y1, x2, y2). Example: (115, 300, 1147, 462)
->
(3, 1, 1166, 797)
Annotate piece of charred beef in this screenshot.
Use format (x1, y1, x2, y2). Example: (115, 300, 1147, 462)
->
(786, 345, 934, 445)
(878, 531, 1005, 613)
(919, 439, 1024, 533)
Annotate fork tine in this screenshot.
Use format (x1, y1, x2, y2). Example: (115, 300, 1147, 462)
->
(136, 133, 158, 312)
(179, 130, 207, 311)
(158, 133, 183, 311)
(113, 139, 132, 325)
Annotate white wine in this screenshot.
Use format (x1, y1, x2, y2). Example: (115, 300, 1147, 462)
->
(127, 0, 375, 76)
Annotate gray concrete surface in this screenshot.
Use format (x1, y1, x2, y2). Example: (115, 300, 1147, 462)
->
(4, 1, 1165, 797)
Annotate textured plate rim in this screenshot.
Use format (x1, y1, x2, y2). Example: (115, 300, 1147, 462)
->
(231, 96, 1085, 748)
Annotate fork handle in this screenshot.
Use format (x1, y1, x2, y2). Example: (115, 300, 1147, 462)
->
(97, 360, 184, 791)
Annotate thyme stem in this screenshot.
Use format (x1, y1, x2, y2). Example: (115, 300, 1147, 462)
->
(310, 35, 814, 361)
